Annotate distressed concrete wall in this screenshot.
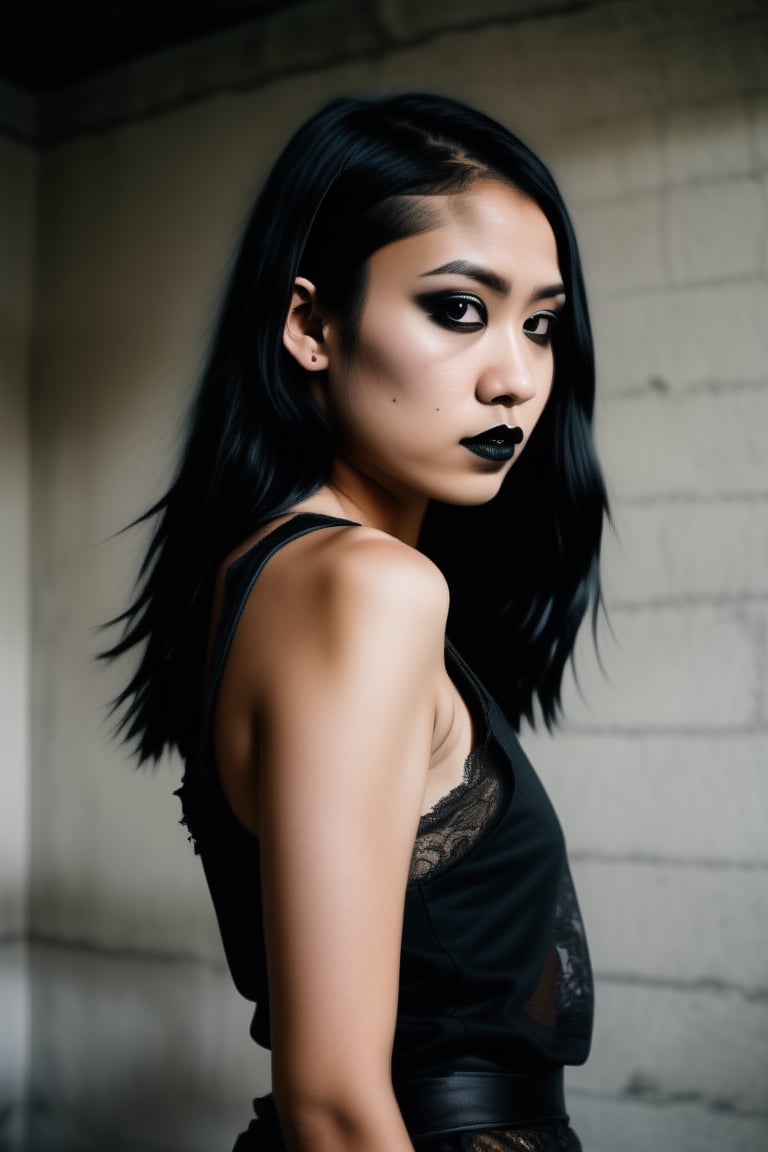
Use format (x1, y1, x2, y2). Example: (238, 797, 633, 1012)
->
(1, 0, 766, 1149)
(0, 113, 35, 1151)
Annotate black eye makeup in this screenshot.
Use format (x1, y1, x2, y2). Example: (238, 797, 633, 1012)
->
(415, 291, 487, 332)
(523, 309, 560, 344)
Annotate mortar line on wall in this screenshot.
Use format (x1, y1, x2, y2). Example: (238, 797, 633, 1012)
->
(569, 850, 768, 871)
(619, 491, 768, 507)
(576, 166, 768, 207)
(564, 81, 768, 138)
(13, 928, 229, 972)
(558, 723, 768, 736)
(570, 165, 768, 207)
(607, 377, 768, 400)
(595, 969, 768, 1002)
(605, 593, 768, 611)
(594, 268, 768, 297)
(591, 269, 768, 301)
(567, 1083, 768, 1120)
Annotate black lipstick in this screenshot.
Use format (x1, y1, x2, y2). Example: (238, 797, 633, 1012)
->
(460, 424, 524, 463)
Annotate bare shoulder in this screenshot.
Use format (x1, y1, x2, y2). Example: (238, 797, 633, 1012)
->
(273, 524, 447, 642)
(313, 525, 449, 621)
(236, 523, 449, 695)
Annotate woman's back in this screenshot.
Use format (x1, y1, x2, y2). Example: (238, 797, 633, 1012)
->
(178, 513, 593, 1150)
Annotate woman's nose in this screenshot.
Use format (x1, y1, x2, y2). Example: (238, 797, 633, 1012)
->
(475, 334, 537, 407)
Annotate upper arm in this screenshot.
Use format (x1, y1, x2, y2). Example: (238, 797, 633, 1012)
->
(254, 536, 448, 1102)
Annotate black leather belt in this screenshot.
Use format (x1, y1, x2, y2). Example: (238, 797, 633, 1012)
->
(236, 1069, 567, 1148)
(394, 1068, 567, 1139)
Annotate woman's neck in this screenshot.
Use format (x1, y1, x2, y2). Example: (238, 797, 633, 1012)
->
(307, 460, 428, 548)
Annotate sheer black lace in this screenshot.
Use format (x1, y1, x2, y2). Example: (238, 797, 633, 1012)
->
(523, 864, 591, 1030)
(409, 747, 504, 883)
(414, 1122, 582, 1152)
(554, 865, 591, 1014)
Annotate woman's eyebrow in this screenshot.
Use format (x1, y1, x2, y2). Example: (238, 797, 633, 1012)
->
(419, 260, 510, 295)
(419, 260, 566, 304)
(530, 283, 566, 303)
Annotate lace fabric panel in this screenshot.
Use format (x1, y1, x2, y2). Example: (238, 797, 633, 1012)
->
(235, 1108, 583, 1152)
(523, 863, 592, 1029)
(414, 1122, 582, 1152)
(409, 748, 504, 883)
(553, 864, 591, 1013)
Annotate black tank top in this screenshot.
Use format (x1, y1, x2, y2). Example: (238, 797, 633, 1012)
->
(177, 513, 593, 1085)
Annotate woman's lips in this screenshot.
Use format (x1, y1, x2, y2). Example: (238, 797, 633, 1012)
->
(460, 424, 524, 462)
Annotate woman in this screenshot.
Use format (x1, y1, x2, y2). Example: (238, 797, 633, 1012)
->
(107, 93, 608, 1151)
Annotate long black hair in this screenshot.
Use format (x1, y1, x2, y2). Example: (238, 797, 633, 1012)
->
(104, 92, 609, 762)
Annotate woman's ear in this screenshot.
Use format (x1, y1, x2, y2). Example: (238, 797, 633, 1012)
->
(282, 276, 330, 371)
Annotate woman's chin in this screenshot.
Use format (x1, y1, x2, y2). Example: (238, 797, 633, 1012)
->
(428, 470, 512, 508)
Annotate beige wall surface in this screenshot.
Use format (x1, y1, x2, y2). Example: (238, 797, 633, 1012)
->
(2, 1, 767, 1149)
(0, 130, 35, 1137)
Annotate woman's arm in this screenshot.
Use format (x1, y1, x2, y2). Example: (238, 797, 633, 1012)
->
(242, 530, 448, 1152)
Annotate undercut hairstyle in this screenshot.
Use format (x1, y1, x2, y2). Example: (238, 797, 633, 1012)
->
(104, 92, 609, 762)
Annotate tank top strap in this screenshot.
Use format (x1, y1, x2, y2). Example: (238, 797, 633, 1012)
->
(200, 513, 359, 767)
(444, 636, 492, 734)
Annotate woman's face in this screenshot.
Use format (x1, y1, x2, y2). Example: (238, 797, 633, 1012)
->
(315, 180, 564, 519)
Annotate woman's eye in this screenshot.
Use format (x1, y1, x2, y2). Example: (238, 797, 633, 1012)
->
(417, 292, 487, 332)
(523, 310, 559, 343)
